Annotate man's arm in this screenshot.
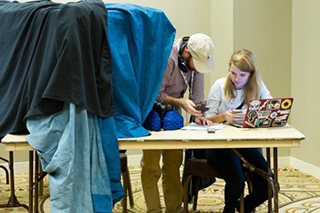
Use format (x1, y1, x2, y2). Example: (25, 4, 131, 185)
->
(163, 96, 202, 117)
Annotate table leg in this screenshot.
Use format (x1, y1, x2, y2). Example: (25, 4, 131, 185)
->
(39, 162, 43, 197)
(35, 153, 39, 213)
(273, 148, 279, 213)
(29, 151, 34, 213)
(0, 151, 28, 210)
(266, 148, 272, 213)
(8, 152, 18, 205)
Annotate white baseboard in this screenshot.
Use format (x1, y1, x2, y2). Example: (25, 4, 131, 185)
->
(289, 156, 320, 180)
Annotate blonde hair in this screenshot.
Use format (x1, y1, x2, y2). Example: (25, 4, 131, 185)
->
(224, 49, 262, 104)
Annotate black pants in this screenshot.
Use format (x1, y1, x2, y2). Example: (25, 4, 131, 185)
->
(204, 148, 272, 213)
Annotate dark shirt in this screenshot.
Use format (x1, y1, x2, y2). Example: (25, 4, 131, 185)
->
(0, 0, 114, 138)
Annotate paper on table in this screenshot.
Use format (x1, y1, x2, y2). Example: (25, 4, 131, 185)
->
(181, 122, 226, 131)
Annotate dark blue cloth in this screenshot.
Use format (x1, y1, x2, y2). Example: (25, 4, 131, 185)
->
(143, 110, 161, 131)
(163, 110, 184, 130)
(105, 3, 176, 138)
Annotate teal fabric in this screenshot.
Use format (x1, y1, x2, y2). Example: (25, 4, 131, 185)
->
(105, 3, 176, 138)
(97, 116, 125, 206)
(27, 104, 114, 213)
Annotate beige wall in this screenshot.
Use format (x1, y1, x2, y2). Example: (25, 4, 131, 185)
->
(234, 0, 292, 98)
(233, 0, 292, 157)
(209, 0, 234, 97)
(106, 0, 211, 38)
(291, 0, 320, 168)
(0, 147, 27, 162)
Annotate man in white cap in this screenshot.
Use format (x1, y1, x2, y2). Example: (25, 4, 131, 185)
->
(141, 33, 215, 213)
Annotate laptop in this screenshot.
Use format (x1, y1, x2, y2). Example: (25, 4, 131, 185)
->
(231, 97, 294, 128)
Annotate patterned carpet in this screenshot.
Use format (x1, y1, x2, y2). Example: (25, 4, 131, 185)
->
(1, 167, 320, 213)
(0, 172, 50, 213)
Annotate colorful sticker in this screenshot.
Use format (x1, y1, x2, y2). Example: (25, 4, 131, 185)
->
(275, 114, 288, 121)
(272, 120, 287, 127)
(245, 121, 256, 128)
(254, 118, 260, 126)
(277, 109, 290, 115)
(247, 110, 258, 122)
(281, 99, 292, 109)
(270, 111, 278, 118)
(266, 99, 281, 110)
(259, 100, 268, 110)
(259, 118, 271, 127)
(249, 100, 261, 110)
(258, 110, 271, 119)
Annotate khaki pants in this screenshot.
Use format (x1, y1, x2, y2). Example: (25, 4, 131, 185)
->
(141, 149, 183, 213)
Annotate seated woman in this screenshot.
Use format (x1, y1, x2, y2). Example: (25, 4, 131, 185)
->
(204, 49, 273, 213)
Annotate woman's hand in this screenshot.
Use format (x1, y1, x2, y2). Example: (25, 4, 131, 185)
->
(195, 116, 214, 126)
(179, 99, 203, 117)
(223, 110, 246, 123)
(232, 110, 246, 122)
(223, 110, 234, 123)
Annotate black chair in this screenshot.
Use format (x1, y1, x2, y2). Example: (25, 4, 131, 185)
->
(0, 156, 9, 184)
(120, 152, 134, 213)
(183, 158, 253, 213)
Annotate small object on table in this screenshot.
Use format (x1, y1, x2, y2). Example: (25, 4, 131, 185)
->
(207, 126, 216, 133)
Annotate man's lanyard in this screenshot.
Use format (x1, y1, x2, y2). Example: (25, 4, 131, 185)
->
(179, 70, 194, 100)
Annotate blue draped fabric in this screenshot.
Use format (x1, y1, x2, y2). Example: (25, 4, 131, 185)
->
(105, 3, 176, 138)
(27, 104, 115, 213)
(97, 116, 125, 207)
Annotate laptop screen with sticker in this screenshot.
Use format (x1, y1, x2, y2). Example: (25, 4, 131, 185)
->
(232, 97, 294, 128)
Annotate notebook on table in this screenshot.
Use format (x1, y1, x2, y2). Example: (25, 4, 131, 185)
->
(231, 97, 294, 128)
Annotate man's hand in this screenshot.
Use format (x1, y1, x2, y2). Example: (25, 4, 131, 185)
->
(179, 99, 203, 117)
(194, 116, 213, 126)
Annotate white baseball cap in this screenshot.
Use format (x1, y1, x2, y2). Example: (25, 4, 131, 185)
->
(187, 33, 215, 73)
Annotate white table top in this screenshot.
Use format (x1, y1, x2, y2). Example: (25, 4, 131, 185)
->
(2, 125, 305, 151)
(118, 125, 305, 150)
